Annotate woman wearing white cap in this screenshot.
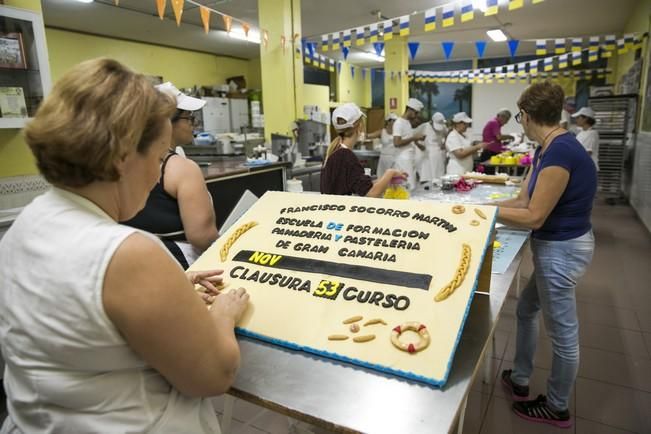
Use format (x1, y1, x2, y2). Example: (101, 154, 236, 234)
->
(123, 82, 218, 269)
(445, 112, 487, 176)
(393, 98, 426, 190)
(419, 112, 448, 185)
(368, 113, 398, 177)
(572, 107, 599, 170)
(321, 103, 406, 196)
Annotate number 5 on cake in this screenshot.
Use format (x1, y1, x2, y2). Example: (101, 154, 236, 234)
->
(314, 280, 344, 300)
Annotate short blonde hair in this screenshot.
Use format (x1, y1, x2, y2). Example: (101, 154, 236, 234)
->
(25, 58, 176, 187)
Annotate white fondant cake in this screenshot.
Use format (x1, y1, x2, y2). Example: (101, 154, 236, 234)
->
(190, 191, 497, 386)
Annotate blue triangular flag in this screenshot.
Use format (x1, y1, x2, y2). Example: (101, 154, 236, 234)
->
(508, 40, 520, 57)
(351, 66, 355, 78)
(442, 41, 455, 60)
(408, 42, 420, 61)
(475, 41, 487, 58)
(373, 42, 385, 57)
(342, 46, 350, 60)
(337, 62, 342, 74)
(308, 42, 316, 58)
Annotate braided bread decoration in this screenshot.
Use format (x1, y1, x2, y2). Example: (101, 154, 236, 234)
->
(219, 221, 258, 262)
(434, 243, 471, 302)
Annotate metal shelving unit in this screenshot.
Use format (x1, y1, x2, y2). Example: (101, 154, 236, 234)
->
(588, 95, 637, 200)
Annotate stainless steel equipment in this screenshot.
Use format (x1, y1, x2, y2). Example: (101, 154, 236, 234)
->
(297, 119, 327, 157)
(201, 97, 230, 134)
(588, 94, 637, 201)
(271, 133, 295, 163)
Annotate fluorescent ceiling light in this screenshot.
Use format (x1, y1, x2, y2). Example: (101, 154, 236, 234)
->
(226, 29, 260, 44)
(486, 29, 508, 42)
(76, 0, 94, 3)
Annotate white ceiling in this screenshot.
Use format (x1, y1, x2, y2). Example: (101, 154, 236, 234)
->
(42, 0, 639, 66)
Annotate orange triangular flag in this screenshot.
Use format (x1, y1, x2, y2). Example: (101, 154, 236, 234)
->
(156, 0, 166, 20)
(199, 6, 211, 34)
(242, 22, 250, 37)
(281, 35, 287, 53)
(222, 15, 233, 33)
(262, 30, 269, 48)
(171, 0, 184, 26)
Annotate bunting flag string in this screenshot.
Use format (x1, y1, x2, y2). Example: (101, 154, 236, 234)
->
(383, 20, 393, 41)
(399, 15, 410, 36)
(373, 42, 385, 57)
(485, 0, 499, 16)
(343, 29, 352, 47)
(475, 40, 487, 58)
(408, 42, 420, 61)
(369, 23, 379, 43)
(424, 8, 436, 32)
(332, 33, 341, 51)
(508, 40, 520, 57)
(222, 14, 232, 33)
(321, 35, 329, 52)
(536, 40, 547, 55)
(442, 4, 455, 27)
(508, 0, 524, 10)
(342, 46, 350, 60)
(408, 68, 612, 84)
(171, 0, 184, 26)
(555, 38, 566, 54)
(571, 38, 582, 52)
(442, 41, 455, 59)
(199, 5, 210, 33)
(355, 27, 366, 46)
(461, 0, 474, 22)
(156, 0, 166, 20)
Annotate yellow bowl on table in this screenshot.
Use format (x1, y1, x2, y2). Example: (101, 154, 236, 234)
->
(490, 155, 502, 165)
(503, 156, 517, 165)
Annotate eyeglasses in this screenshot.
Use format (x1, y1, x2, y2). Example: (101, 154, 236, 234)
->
(175, 115, 195, 123)
(515, 110, 524, 124)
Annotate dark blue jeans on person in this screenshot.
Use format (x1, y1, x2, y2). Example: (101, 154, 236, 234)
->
(511, 230, 594, 411)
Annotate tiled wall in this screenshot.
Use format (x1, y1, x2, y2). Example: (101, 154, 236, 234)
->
(0, 175, 50, 210)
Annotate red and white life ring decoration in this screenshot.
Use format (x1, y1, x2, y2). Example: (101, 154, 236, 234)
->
(391, 322, 431, 354)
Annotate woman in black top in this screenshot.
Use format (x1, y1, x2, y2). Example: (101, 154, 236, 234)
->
(321, 103, 405, 197)
(123, 82, 218, 268)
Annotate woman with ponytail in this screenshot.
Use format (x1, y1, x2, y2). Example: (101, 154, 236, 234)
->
(320, 103, 406, 196)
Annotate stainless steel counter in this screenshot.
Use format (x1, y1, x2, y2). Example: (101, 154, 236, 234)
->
(226, 187, 528, 434)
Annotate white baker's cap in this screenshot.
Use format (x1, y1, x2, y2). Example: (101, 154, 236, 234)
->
(452, 112, 472, 124)
(156, 81, 206, 111)
(432, 112, 446, 131)
(406, 98, 424, 112)
(571, 107, 596, 119)
(385, 113, 398, 121)
(332, 103, 365, 130)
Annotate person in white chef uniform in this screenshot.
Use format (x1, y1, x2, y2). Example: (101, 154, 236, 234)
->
(418, 112, 448, 186)
(572, 107, 600, 171)
(369, 113, 398, 177)
(446, 112, 487, 176)
(392, 98, 426, 190)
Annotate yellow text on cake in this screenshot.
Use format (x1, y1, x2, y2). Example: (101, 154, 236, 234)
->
(248, 251, 283, 266)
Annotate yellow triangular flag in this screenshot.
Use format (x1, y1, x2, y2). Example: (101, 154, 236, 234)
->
(171, 0, 184, 26)
(156, 0, 166, 20)
(199, 6, 211, 34)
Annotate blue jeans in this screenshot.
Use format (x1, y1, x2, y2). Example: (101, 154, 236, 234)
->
(511, 231, 594, 411)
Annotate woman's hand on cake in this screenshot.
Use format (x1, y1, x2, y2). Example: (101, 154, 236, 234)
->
(187, 269, 225, 305)
(210, 287, 250, 324)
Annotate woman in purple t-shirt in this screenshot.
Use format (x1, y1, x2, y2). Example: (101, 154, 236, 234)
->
(495, 81, 597, 429)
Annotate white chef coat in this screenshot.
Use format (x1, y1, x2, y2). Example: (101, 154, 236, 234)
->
(576, 127, 600, 170)
(377, 128, 396, 177)
(392, 117, 417, 190)
(446, 128, 474, 176)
